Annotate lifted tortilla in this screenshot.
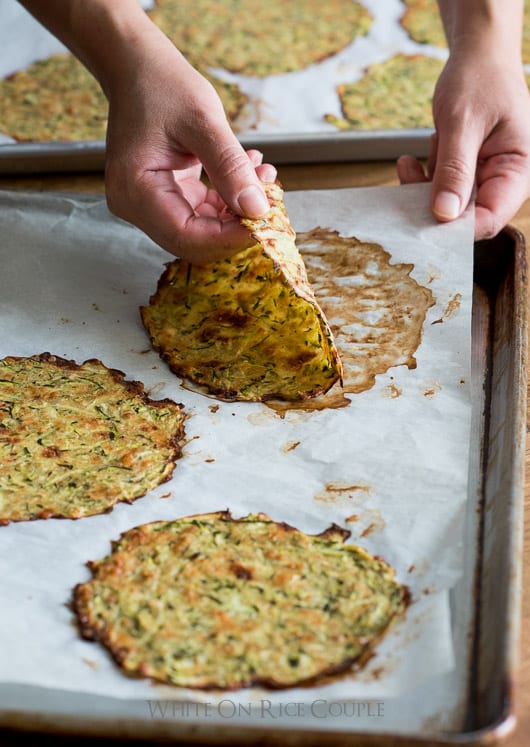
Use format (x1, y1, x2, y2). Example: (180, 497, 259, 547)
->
(141, 182, 342, 402)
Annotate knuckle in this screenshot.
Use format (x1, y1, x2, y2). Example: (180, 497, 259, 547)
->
(214, 144, 252, 180)
(437, 156, 474, 187)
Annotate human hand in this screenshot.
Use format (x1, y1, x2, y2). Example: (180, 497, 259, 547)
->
(397, 52, 530, 239)
(103, 25, 276, 263)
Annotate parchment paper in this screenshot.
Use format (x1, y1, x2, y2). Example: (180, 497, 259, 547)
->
(0, 183, 474, 735)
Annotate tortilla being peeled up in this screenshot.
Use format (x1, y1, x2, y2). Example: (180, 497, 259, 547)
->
(73, 511, 409, 690)
(141, 182, 342, 402)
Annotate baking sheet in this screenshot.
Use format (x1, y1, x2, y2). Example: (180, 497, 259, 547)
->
(0, 225, 527, 747)
(0, 0, 444, 170)
(0, 183, 475, 736)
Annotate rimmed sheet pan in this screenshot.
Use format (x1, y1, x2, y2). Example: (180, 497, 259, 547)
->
(0, 186, 526, 745)
(0, 129, 433, 174)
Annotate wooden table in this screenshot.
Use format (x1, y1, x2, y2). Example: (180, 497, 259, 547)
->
(0, 161, 528, 746)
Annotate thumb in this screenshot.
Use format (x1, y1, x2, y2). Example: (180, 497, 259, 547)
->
(198, 126, 271, 219)
(430, 122, 481, 223)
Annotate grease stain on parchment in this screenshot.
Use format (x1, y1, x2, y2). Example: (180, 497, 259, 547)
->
(315, 481, 386, 537)
(422, 382, 442, 398)
(281, 440, 301, 453)
(314, 481, 372, 505)
(431, 292, 462, 324)
(384, 381, 403, 399)
(267, 229, 435, 415)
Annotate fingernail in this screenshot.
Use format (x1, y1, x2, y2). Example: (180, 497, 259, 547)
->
(433, 191, 461, 220)
(237, 185, 269, 217)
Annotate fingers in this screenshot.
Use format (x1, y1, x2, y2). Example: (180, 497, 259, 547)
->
(474, 153, 530, 239)
(192, 125, 272, 219)
(429, 121, 482, 224)
(396, 155, 428, 184)
(108, 169, 255, 264)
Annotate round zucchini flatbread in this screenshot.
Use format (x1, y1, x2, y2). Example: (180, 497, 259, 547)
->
(400, 0, 447, 48)
(325, 53, 444, 130)
(0, 354, 185, 523)
(0, 53, 108, 142)
(149, 0, 373, 76)
(0, 53, 246, 143)
(74, 511, 409, 689)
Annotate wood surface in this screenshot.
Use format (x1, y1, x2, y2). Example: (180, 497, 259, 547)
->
(0, 160, 527, 746)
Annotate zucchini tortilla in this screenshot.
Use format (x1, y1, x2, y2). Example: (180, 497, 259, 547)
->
(0, 353, 185, 523)
(74, 511, 409, 689)
(141, 182, 343, 402)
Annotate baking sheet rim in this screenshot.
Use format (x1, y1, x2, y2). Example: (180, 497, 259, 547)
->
(0, 227, 526, 746)
(0, 129, 434, 173)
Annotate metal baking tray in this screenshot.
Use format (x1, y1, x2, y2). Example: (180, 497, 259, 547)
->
(0, 0, 440, 174)
(0, 226, 526, 746)
(0, 129, 433, 174)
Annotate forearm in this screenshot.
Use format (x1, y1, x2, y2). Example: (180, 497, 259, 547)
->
(17, 0, 168, 95)
(436, 0, 524, 64)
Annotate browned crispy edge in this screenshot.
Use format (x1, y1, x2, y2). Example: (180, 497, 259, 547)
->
(0, 352, 186, 525)
(73, 510, 410, 690)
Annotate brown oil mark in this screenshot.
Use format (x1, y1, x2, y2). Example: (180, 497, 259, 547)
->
(159, 492, 172, 500)
(282, 440, 301, 453)
(205, 458, 215, 463)
(266, 389, 350, 417)
(431, 292, 462, 324)
(384, 382, 402, 398)
(360, 522, 376, 537)
(315, 482, 371, 505)
(359, 508, 386, 536)
(208, 404, 220, 414)
(426, 263, 441, 284)
(82, 658, 98, 671)
(345, 514, 359, 523)
(267, 229, 435, 414)
(444, 293, 462, 319)
(422, 382, 442, 398)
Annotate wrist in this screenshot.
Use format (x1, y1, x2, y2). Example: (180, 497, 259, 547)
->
(68, 0, 164, 96)
(437, 0, 524, 66)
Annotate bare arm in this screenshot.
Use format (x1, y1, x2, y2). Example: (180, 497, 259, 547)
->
(398, 0, 530, 238)
(17, 0, 275, 262)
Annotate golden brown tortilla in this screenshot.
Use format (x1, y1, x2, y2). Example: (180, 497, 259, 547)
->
(149, 0, 373, 76)
(74, 511, 409, 689)
(325, 53, 444, 130)
(0, 353, 185, 523)
(141, 183, 342, 402)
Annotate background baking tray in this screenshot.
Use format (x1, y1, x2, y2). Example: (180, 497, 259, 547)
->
(0, 0, 442, 173)
(0, 129, 433, 174)
(0, 226, 526, 746)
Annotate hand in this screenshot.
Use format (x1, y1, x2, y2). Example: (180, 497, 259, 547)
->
(397, 52, 530, 239)
(104, 27, 276, 263)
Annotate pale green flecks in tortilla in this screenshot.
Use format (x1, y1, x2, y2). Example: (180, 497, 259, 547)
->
(149, 0, 373, 76)
(325, 54, 444, 131)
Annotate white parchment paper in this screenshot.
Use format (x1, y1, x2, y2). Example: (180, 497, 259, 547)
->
(0, 183, 474, 734)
